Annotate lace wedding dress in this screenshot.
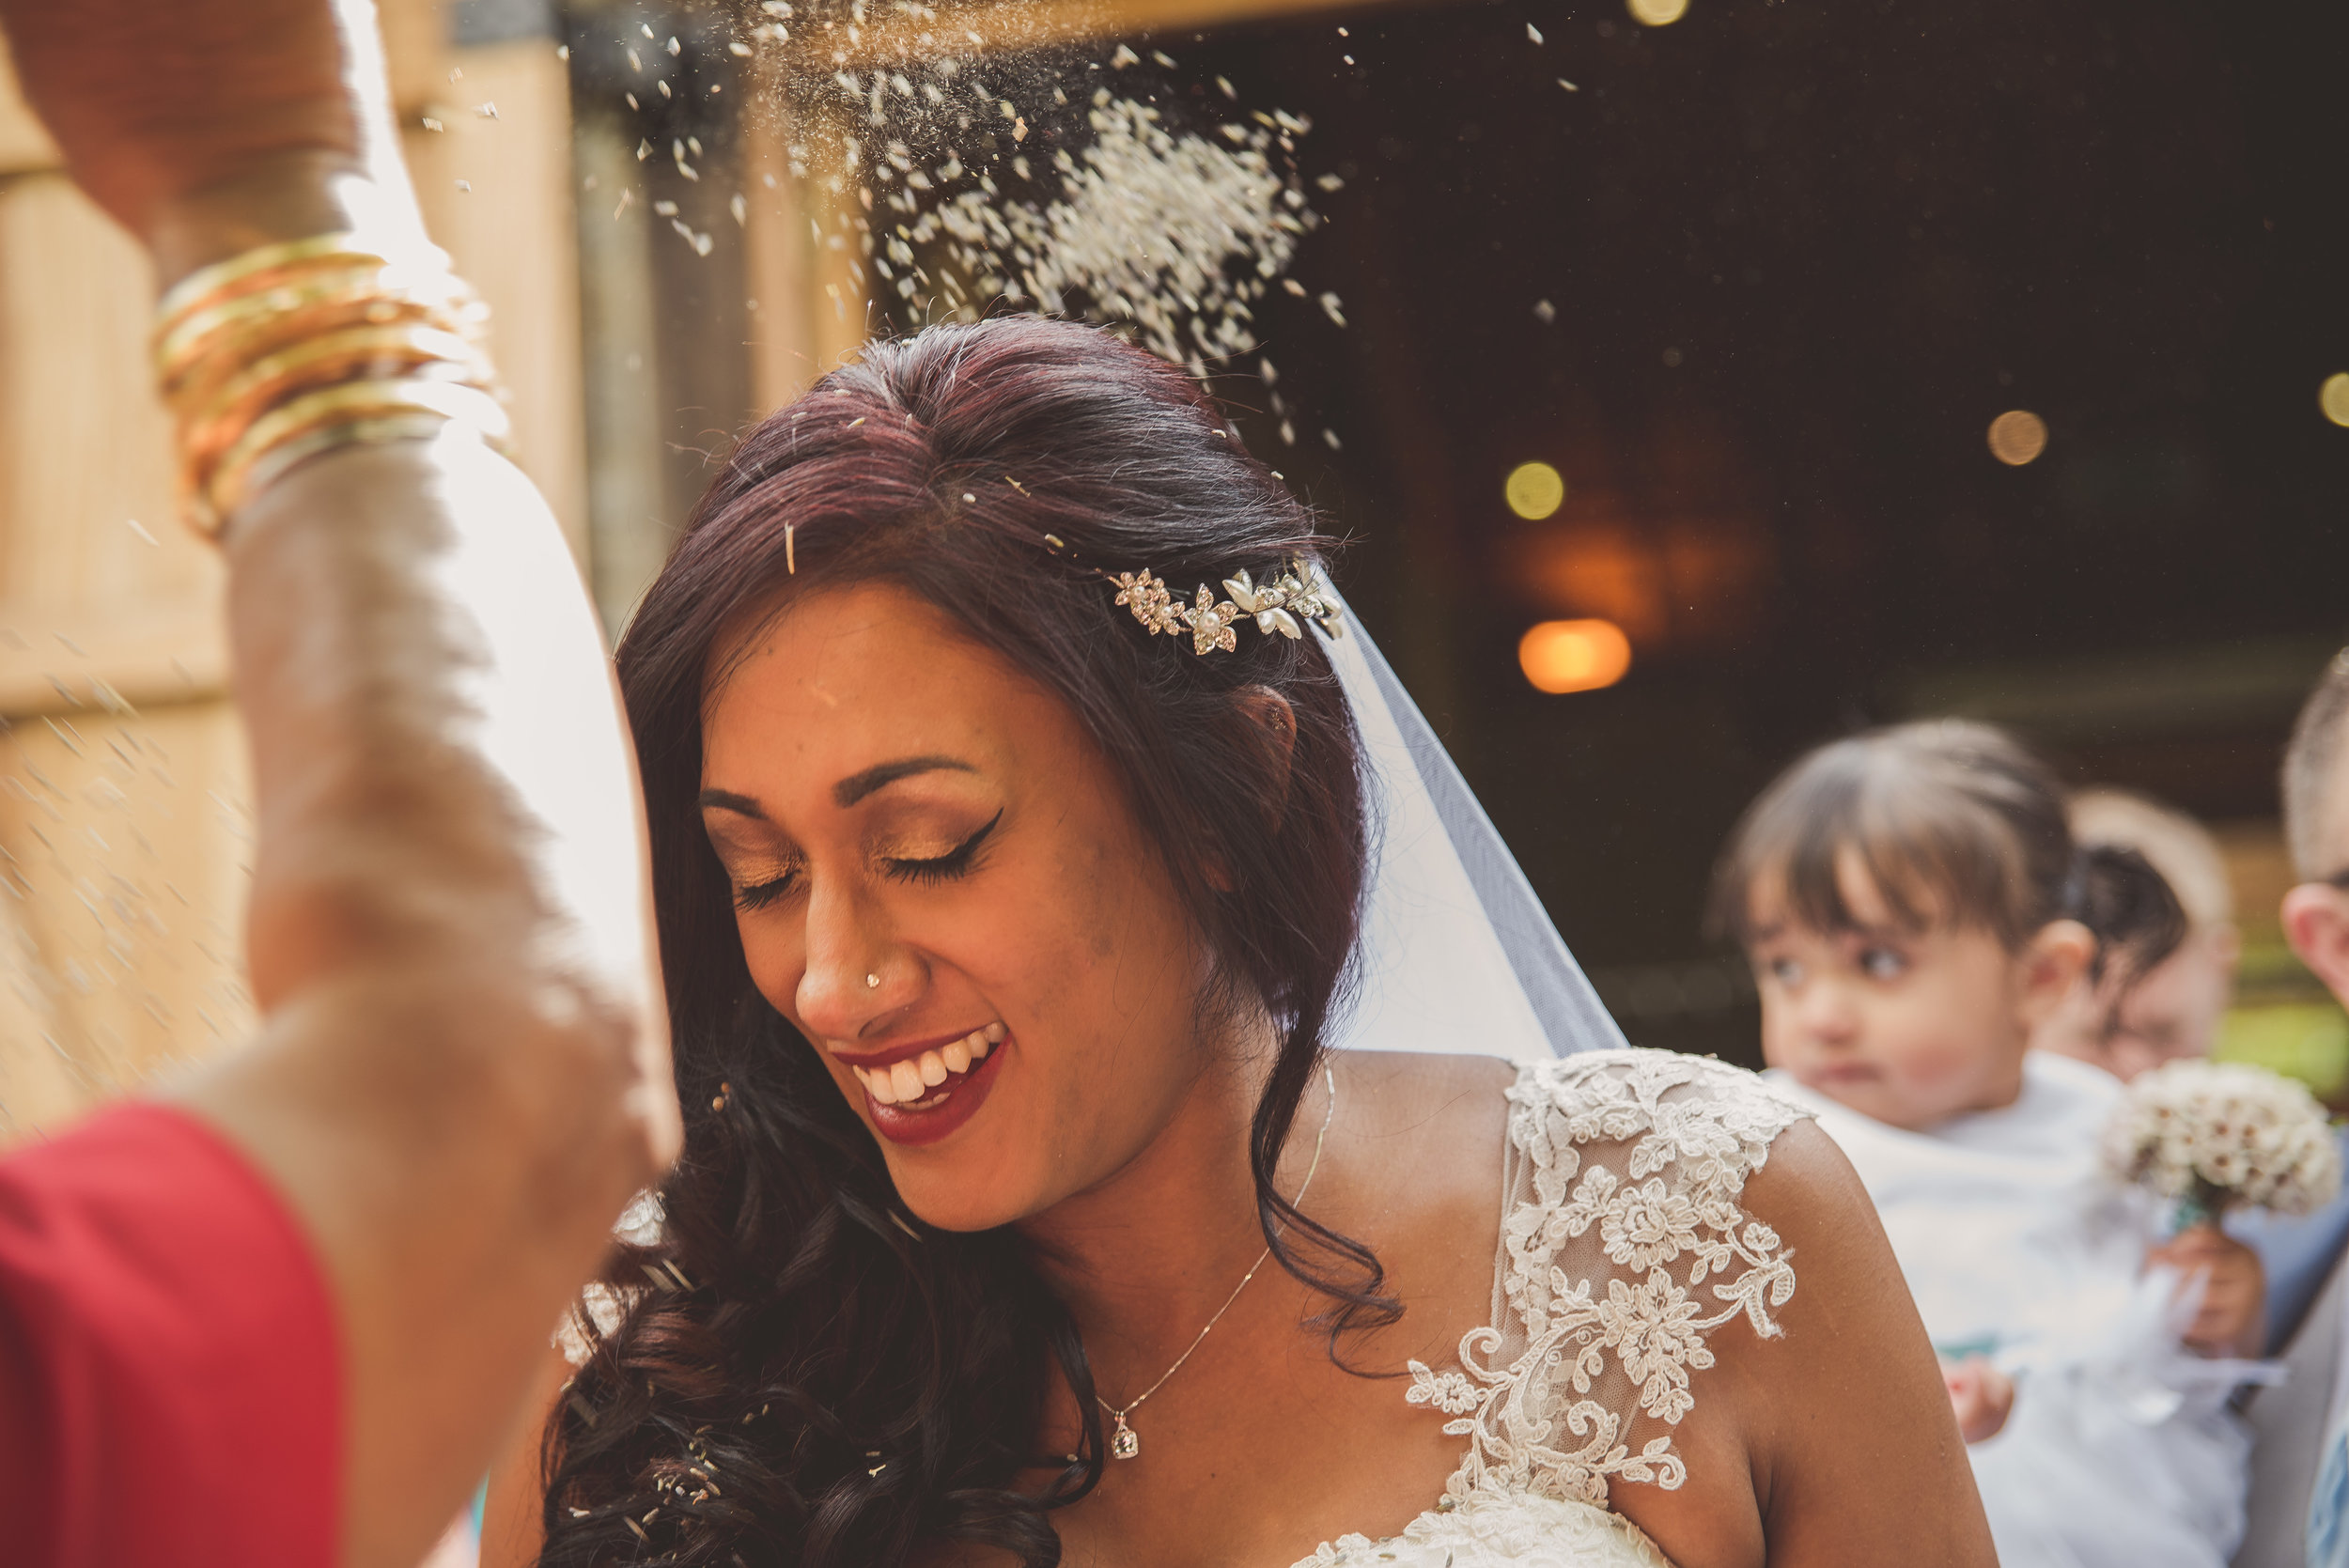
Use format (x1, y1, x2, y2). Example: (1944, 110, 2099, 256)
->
(1294, 1049, 1811, 1568)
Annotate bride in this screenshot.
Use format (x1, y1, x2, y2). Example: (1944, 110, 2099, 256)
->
(486, 317, 1992, 1568)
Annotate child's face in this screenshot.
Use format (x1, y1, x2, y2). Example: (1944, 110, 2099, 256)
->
(2033, 925, 2238, 1082)
(1746, 853, 2090, 1129)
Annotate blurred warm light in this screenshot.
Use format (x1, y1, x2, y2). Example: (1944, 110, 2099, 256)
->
(1504, 460, 1566, 520)
(1518, 619, 1633, 694)
(2323, 373, 2349, 428)
(1986, 409, 2048, 466)
(1502, 518, 1771, 651)
(1627, 0, 1689, 23)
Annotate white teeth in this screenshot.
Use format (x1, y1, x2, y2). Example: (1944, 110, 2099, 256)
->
(942, 1039, 972, 1074)
(918, 1049, 949, 1087)
(890, 1060, 924, 1102)
(983, 1021, 1006, 1044)
(863, 1065, 898, 1105)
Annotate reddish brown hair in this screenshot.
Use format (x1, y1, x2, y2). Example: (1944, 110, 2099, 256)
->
(540, 318, 1381, 1568)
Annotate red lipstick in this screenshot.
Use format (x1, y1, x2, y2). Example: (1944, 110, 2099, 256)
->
(861, 1033, 1008, 1146)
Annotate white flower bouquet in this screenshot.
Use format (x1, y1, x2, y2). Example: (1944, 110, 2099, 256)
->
(2101, 1059, 2342, 1227)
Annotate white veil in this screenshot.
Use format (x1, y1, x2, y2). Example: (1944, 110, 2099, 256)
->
(1320, 600, 1628, 1062)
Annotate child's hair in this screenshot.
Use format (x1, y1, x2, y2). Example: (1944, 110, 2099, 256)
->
(2070, 788, 2233, 932)
(1707, 719, 2186, 985)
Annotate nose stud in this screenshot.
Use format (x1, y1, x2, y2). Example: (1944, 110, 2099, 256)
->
(865, 972, 880, 989)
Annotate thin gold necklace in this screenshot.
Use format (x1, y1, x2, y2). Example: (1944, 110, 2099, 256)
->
(1095, 1064, 1337, 1460)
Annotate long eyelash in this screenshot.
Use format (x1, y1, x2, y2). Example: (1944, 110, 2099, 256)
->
(734, 873, 798, 911)
(884, 809, 1004, 886)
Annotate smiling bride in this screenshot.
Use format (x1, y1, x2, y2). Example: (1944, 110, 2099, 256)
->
(484, 317, 1993, 1568)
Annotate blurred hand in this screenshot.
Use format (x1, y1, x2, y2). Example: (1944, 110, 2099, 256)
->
(2147, 1224, 2267, 1358)
(1940, 1355, 2015, 1444)
(0, 0, 409, 276)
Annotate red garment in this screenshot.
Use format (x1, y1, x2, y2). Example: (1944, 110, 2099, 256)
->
(0, 1103, 340, 1566)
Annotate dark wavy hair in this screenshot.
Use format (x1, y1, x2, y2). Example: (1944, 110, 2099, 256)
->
(536, 318, 1384, 1567)
(1706, 718, 2186, 985)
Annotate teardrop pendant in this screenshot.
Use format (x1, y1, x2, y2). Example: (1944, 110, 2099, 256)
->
(1109, 1410, 1141, 1459)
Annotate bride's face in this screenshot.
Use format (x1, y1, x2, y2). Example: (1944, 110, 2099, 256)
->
(699, 581, 1216, 1231)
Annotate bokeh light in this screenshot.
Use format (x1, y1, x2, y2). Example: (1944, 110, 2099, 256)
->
(1504, 460, 1566, 520)
(1986, 409, 2049, 466)
(2322, 373, 2349, 428)
(1627, 0, 1689, 24)
(1518, 619, 1633, 694)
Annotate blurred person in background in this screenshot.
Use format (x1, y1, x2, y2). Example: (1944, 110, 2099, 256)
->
(2029, 788, 2349, 1351)
(2279, 652, 2349, 1568)
(2034, 788, 2240, 1083)
(0, 1, 679, 1565)
(1714, 719, 2267, 1568)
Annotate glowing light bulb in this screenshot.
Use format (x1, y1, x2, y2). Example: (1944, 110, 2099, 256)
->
(1504, 461, 1566, 520)
(1518, 619, 1632, 694)
(1987, 409, 2048, 466)
(2322, 373, 2349, 428)
(1627, 0, 1688, 24)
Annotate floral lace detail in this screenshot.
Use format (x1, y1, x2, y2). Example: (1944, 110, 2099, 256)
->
(1406, 1051, 1810, 1512)
(1297, 1489, 1672, 1568)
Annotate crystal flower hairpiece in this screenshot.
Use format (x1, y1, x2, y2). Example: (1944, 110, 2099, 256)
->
(1108, 558, 1342, 655)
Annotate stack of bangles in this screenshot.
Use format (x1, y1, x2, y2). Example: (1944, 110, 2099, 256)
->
(152, 232, 509, 540)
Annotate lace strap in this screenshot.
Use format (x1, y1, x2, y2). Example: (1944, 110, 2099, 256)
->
(1407, 1049, 1811, 1508)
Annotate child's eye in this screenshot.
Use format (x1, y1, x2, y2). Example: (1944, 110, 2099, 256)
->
(882, 808, 1004, 887)
(1859, 946, 1907, 980)
(1766, 957, 1805, 987)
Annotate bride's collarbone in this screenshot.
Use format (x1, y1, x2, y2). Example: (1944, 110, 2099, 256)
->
(1044, 1327, 1470, 1568)
(1040, 1059, 1517, 1568)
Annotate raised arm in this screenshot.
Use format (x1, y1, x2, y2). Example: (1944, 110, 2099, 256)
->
(0, 3, 679, 1565)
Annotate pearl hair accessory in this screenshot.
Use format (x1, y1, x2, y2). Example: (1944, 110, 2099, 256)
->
(1107, 557, 1342, 655)
(865, 973, 880, 989)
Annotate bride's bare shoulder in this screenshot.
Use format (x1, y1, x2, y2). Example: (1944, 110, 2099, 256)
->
(1325, 1050, 1515, 1241)
(1332, 1050, 1517, 1156)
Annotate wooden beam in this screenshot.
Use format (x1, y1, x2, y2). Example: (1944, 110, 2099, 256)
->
(0, 598, 228, 720)
(408, 37, 592, 562)
(791, 0, 1409, 70)
(742, 101, 869, 412)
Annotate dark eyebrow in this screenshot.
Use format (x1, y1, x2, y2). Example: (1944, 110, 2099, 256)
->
(832, 754, 977, 808)
(697, 787, 768, 819)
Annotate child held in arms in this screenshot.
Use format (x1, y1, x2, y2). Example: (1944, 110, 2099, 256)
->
(1711, 719, 2268, 1568)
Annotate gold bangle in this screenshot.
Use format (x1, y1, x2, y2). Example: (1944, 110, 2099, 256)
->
(157, 268, 481, 394)
(198, 378, 510, 535)
(224, 411, 478, 530)
(180, 323, 483, 474)
(153, 234, 450, 341)
(155, 232, 505, 540)
(163, 295, 474, 427)
(159, 269, 403, 388)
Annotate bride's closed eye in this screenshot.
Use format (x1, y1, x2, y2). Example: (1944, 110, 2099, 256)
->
(882, 807, 1004, 886)
(733, 861, 803, 911)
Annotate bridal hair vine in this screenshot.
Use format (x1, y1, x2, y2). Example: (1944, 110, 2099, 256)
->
(1106, 559, 1343, 655)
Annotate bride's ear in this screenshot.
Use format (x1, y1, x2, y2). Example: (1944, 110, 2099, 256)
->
(1230, 686, 1297, 816)
(1200, 688, 1296, 893)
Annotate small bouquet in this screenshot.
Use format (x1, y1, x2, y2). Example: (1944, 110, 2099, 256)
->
(2101, 1059, 2342, 1228)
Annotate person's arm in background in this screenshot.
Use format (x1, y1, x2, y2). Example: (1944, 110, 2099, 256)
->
(0, 3, 680, 1566)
